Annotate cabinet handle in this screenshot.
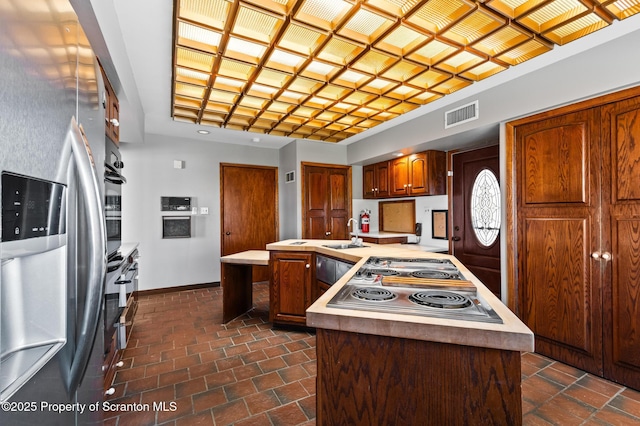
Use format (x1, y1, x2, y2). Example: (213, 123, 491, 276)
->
(591, 252, 601, 259)
(110, 118, 120, 127)
(105, 388, 115, 396)
(601, 252, 612, 261)
(452, 236, 461, 241)
(306, 264, 310, 269)
(325, 231, 331, 236)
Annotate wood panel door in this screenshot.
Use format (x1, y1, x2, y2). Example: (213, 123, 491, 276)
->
(302, 163, 351, 240)
(601, 96, 640, 389)
(451, 145, 501, 297)
(221, 164, 278, 281)
(515, 109, 604, 375)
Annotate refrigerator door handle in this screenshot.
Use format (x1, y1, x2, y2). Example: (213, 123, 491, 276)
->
(65, 117, 107, 393)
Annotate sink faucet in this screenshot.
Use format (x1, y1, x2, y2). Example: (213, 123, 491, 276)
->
(347, 218, 361, 246)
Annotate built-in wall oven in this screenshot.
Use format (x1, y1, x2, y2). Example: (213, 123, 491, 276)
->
(104, 138, 125, 258)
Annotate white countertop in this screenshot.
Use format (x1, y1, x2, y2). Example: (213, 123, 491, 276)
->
(266, 239, 534, 352)
(120, 242, 139, 258)
(220, 250, 269, 266)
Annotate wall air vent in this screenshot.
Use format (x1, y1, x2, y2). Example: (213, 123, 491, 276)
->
(285, 170, 295, 183)
(445, 100, 479, 129)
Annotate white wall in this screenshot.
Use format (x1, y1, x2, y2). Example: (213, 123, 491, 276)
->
(120, 134, 279, 291)
(278, 141, 298, 239)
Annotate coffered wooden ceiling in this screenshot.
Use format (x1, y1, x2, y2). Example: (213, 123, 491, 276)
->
(172, 0, 640, 142)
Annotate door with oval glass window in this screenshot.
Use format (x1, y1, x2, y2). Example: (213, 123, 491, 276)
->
(451, 145, 501, 297)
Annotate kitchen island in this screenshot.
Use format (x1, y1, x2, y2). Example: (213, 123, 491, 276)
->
(266, 239, 533, 425)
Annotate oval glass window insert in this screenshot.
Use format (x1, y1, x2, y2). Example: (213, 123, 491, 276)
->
(470, 169, 501, 247)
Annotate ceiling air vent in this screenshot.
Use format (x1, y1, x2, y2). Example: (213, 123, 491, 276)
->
(445, 101, 479, 129)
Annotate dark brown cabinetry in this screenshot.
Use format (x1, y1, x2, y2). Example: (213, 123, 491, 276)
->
(316, 329, 522, 425)
(364, 151, 446, 199)
(363, 161, 390, 198)
(508, 86, 640, 390)
(101, 67, 119, 144)
(269, 251, 314, 327)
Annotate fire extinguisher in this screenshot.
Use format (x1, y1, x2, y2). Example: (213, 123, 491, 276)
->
(360, 210, 370, 233)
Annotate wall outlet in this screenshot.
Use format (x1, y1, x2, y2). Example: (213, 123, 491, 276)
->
(200, 207, 209, 215)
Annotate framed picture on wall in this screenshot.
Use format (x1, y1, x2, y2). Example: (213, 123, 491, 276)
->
(432, 210, 448, 240)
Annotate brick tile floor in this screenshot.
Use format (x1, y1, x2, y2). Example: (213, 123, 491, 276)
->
(104, 283, 640, 425)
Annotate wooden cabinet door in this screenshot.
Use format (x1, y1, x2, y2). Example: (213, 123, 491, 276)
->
(363, 162, 390, 198)
(303, 163, 351, 240)
(516, 108, 604, 375)
(390, 157, 409, 196)
(363, 164, 376, 199)
(101, 69, 119, 144)
(387, 152, 445, 197)
(270, 252, 313, 326)
(408, 153, 427, 195)
(601, 96, 640, 389)
(376, 162, 390, 198)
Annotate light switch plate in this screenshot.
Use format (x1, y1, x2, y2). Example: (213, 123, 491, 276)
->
(200, 207, 209, 215)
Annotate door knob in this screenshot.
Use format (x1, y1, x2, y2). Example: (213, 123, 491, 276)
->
(225, 231, 230, 235)
(452, 236, 461, 241)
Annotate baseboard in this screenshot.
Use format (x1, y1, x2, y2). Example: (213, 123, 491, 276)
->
(136, 281, 220, 297)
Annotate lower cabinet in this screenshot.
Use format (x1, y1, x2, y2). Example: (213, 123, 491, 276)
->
(269, 251, 314, 327)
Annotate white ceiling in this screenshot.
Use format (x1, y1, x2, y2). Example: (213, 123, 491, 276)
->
(94, 0, 640, 152)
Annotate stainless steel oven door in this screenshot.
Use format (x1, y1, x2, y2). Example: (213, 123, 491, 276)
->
(104, 167, 125, 257)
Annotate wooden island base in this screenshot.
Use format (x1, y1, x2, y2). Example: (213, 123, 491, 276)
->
(316, 328, 522, 426)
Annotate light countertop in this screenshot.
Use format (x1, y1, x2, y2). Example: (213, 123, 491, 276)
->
(266, 239, 534, 352)
(220, 250, 269, 266)
(120, 242, 139, 258)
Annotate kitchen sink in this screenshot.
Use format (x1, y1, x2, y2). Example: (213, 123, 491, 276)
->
(323, 243, 369, 249)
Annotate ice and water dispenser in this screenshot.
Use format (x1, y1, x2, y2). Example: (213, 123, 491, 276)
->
(0, 172, 67, 401)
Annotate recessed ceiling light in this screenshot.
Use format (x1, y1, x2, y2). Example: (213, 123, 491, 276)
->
(197, 130, 210, 135)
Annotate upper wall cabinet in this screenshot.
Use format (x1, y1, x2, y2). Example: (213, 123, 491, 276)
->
(363, 161, 390, 199)
(101, 67, 120, 145)
(364, 151, 446, 199)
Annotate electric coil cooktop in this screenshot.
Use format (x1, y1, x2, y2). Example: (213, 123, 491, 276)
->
(327, 257, 502, 324)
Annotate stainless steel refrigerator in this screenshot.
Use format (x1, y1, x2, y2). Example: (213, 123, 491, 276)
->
(0, 0, 107, 424)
